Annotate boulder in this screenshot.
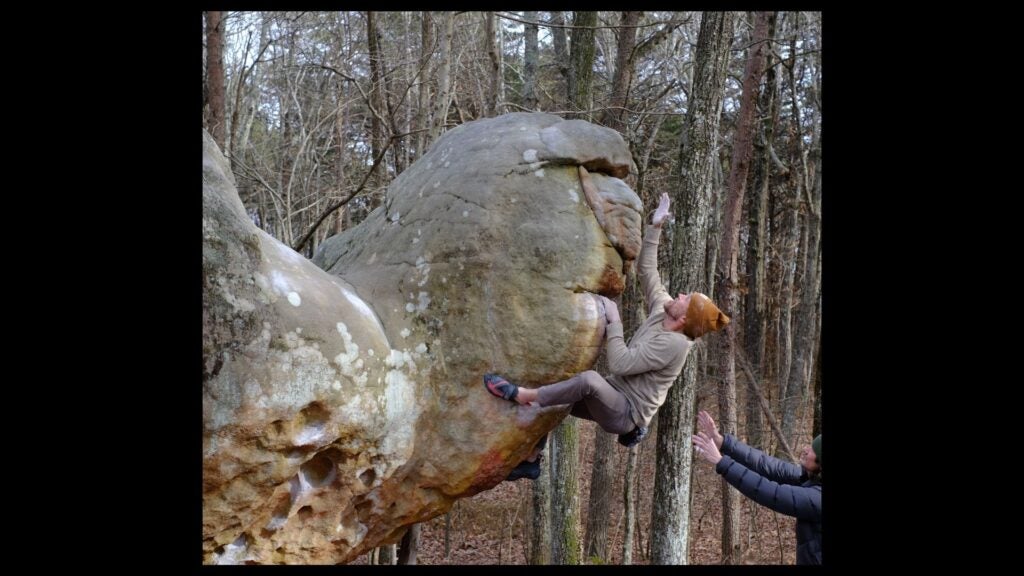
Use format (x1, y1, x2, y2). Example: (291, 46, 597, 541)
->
(202, 112, 642, 563)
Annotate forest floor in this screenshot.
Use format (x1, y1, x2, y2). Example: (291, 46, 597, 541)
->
(351, 384, 813, 565)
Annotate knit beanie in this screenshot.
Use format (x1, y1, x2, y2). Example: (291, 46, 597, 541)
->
(683, 292, 730, 339)
(811, 434, 822, 466)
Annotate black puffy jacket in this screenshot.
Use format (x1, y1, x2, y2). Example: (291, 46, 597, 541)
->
(716, 434, 822, 565)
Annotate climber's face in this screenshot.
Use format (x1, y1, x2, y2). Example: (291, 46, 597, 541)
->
(664, 293, 690, 323)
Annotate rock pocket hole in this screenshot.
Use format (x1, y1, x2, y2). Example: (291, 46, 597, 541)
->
(299, 451, 337, 488)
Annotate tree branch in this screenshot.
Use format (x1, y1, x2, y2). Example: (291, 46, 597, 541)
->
(630, 12, 688, 64)
(499, 101, 685, 118)
(735, 349, 797, 461)
(230, 153, 287, 224)
(290, 129, 425, 253)
(495, 11, 685, 31)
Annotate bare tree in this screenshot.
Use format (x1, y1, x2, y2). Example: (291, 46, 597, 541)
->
(743, 12, 779, 451)
(205, 11, 227, 150)
(551, 12, 570, 103)
(550, 417, 581, 564)
(529, 456, 552, 564)
(650, 11, 733, 565)
(429, 12, 454, 140)
(397, 524, 421, 564)
(784, 100, 821, 453)
(366, 11, 387, 176)
(713, 11, 770, 564)
(621, 444, 640, 564)
(584, 403, 616, 562)
(619, 264, 648, 565)
(600, 12, 641, 130)
(549, 12, 604, 565)
(567, 11, 597, 120)
(485, 12, 504, 116)
(413, 11, 434, 160)
(522, 11, 539, 110)
(778, 12, 808, 451)
(278, 21, 299, 247)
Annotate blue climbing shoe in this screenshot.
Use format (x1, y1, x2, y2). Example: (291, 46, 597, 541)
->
(617, 426, 648, 448)
(484, 373, 519, 402)
(506, 456, 542, 481)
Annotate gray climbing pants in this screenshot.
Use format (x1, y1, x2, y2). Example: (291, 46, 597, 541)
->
(536, 370, 637, 435)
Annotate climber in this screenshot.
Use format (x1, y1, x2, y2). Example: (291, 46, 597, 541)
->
(486, 192, 730, 480)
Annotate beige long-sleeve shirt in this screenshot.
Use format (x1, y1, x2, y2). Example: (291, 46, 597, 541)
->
(605, 225, 691, 428)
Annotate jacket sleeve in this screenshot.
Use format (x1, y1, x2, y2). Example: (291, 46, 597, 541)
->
(637, 226, 672, 315)
(720, 434, 804, 485)
(605, 323, 679, 376)
(715, 455, 822, 521)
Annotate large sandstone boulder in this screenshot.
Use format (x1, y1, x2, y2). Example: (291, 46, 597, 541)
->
(202, 112, 642, 564)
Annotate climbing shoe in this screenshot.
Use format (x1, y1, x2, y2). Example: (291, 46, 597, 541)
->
(484, 373, 519, 402)
(506, 457, 541, 481)
(617, 426, 648, 448)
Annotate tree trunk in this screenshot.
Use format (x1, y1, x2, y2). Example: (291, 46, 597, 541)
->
(485, 12, 503, 116)
(551, 418, 581, 564)
(714, 11, 770, 564)
(650, 11, 733, 565)
(585, 428, 615, 563)
(774, 189, 798, 452)
(333, 33, 350, 236)
(705, 150, 723, 298)
(204, 11, 227, 150)
(234, 14, 272, 170)
(784, 140, 821, 449)
(444, 509, 452, 562)
(764, 15, 795, 444)
(619, 265, 647, 565)
(469, 58, 487, 119)
(388, 12, 405, 176)
(366, 11, 386, 180)
(522, 11, 539, 110)
(237, 95, 256, 166)
(585, 290, 633, 564)
(225, 27, 251, 163)
(397, 524, 420, 565)
(429, 12, 454, 141)
(809, 22, 823, 443)
(812, 266, 822, 440)
(779, 14, 807, 450)
(529, 454, 552, 565)
(621, 444, 640, 564)
(633, 114, 666, 202)
(548, 17, 596, 561)
(743, 11, 778, 451)
(764, 197, 784, 445)
(413, 11, 433, 160)
(202, 14, 207, 114)
(551, 12, 570, 106)
(568, 11, 597, 120)
(601, 11, 641, 131)
(278, 26, 298, 248)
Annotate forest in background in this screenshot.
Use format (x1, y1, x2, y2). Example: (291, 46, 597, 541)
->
(202, 11, 821, 565)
